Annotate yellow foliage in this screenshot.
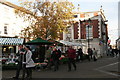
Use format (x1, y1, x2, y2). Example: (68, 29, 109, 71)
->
(17, 0, 75, 41)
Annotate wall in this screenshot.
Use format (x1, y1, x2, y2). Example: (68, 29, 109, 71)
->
(0, 3, 30, 37)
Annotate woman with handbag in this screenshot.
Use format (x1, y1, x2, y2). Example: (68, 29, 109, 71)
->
(23, 46, 35, 79)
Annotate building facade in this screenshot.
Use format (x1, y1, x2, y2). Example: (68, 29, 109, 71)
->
(0, 0, 30, 37)
(0, 0, 31, 58)
(60, 9, 108, 56)
(116, 2, 120, 50)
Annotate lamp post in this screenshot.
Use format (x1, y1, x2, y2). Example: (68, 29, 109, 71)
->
(87, 25, 90, 48)
(83, 18, 92, 48)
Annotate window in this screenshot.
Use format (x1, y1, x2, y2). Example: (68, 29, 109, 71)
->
(86, 25, 93, 39)
(66, 26, 72, 41)
(4, 26, 7, 34)
(73, 15, 78, 18)
(4, 7, 9, 14)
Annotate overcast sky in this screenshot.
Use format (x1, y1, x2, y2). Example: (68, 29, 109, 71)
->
(6, 0, 119, 45)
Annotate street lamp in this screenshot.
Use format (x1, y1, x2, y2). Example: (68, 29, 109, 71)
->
(83, 18, 92, 48)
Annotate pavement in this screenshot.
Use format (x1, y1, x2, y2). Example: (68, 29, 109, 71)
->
(1, 55, 120, 79)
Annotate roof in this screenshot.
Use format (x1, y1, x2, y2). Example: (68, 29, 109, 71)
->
(73, 10, 106, 21)
(0, 0, 19, 9)
(0, 0, 32, 15)
(0, 38, 24, 46)
(59, 40, 86, 46)
(25, 38, 53, 45)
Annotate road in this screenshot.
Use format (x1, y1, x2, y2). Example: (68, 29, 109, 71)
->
(1, 56, 120, 79)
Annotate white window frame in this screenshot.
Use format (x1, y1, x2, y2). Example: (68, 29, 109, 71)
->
(86, 25, 93, 39)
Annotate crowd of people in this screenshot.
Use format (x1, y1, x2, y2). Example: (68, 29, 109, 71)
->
(44, 46, 99, 72)
(12, 44, 119, 79)
(107, 46, 120, 57)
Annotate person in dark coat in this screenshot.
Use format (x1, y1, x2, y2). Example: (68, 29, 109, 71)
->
(45, 47, 52, 69)
(87, 48, 93, 61)
(51, 47, 60, 71)
(77, 48, 83, 62)
(39, 45, 46, 63)
(114, 49, 119, 57)
(57, 49, 62, 65)
(13, 45, 26, 79)
(34, 46, 40, 63)
(67, 46, 76, 71)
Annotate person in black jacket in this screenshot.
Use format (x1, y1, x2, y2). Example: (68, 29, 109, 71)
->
(57, 49, 62, 65)
(77, 48, 83, 62)
(39, 45, 46, 63)
(13, 45, 26, 79)
(51, 48, 60, 71)
(87, 48, 93, 61)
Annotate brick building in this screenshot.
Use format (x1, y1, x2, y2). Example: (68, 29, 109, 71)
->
(60, 8, 108, 56)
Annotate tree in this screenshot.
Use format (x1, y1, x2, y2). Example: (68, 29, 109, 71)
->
(16, 0, 75, 41)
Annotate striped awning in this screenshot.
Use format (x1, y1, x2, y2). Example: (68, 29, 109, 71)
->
(0, 38, 24, 46)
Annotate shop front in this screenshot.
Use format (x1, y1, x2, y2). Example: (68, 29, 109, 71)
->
(0, 38, 24, 61)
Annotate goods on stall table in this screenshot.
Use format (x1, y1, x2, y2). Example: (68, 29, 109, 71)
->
(35, 62, 48, 70)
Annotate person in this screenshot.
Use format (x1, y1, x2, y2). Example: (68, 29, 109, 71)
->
(114, 48, 119, 57)
(87, 48, 93, 61)
(51, 47, 60, 71)
(90, 48, 93, 59)
(39, 45, 46, 63)
(45, 47, 52, 61)
(33, 46, 40, 63)
(111, 49, 115, 57)
(67, 46, 76, 71)
(13, 45, 26, 79)
(57, 49, 62, 65)
(45, 47, 52, 69)
(109, 46, 113, 57)
(23, 46, 35, 79)
(93, 48, 97, 61)
(107, 48, 111, 56)
(77, 48, 83, 62)
(118, 48, 120, 57)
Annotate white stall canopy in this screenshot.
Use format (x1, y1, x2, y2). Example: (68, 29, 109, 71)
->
(59, 40, 86, 46)
(0, 38, 24, 46)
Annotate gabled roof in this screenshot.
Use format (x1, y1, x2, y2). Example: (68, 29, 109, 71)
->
(73, 10, 106, 21)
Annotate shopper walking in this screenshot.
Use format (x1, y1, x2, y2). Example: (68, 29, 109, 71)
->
(13, 45, 26, 79)
(45, 47, 52, 69)
(23, 46, 35, 79)
(67, 46, 76, 71)
(87, 48, 93, 61)
(77, 48, 83, 62)
(51, 47, 60, 71)
(93, 48, 97, 61)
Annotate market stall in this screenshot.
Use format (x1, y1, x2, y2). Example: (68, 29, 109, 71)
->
(0, 38, 24, 70)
